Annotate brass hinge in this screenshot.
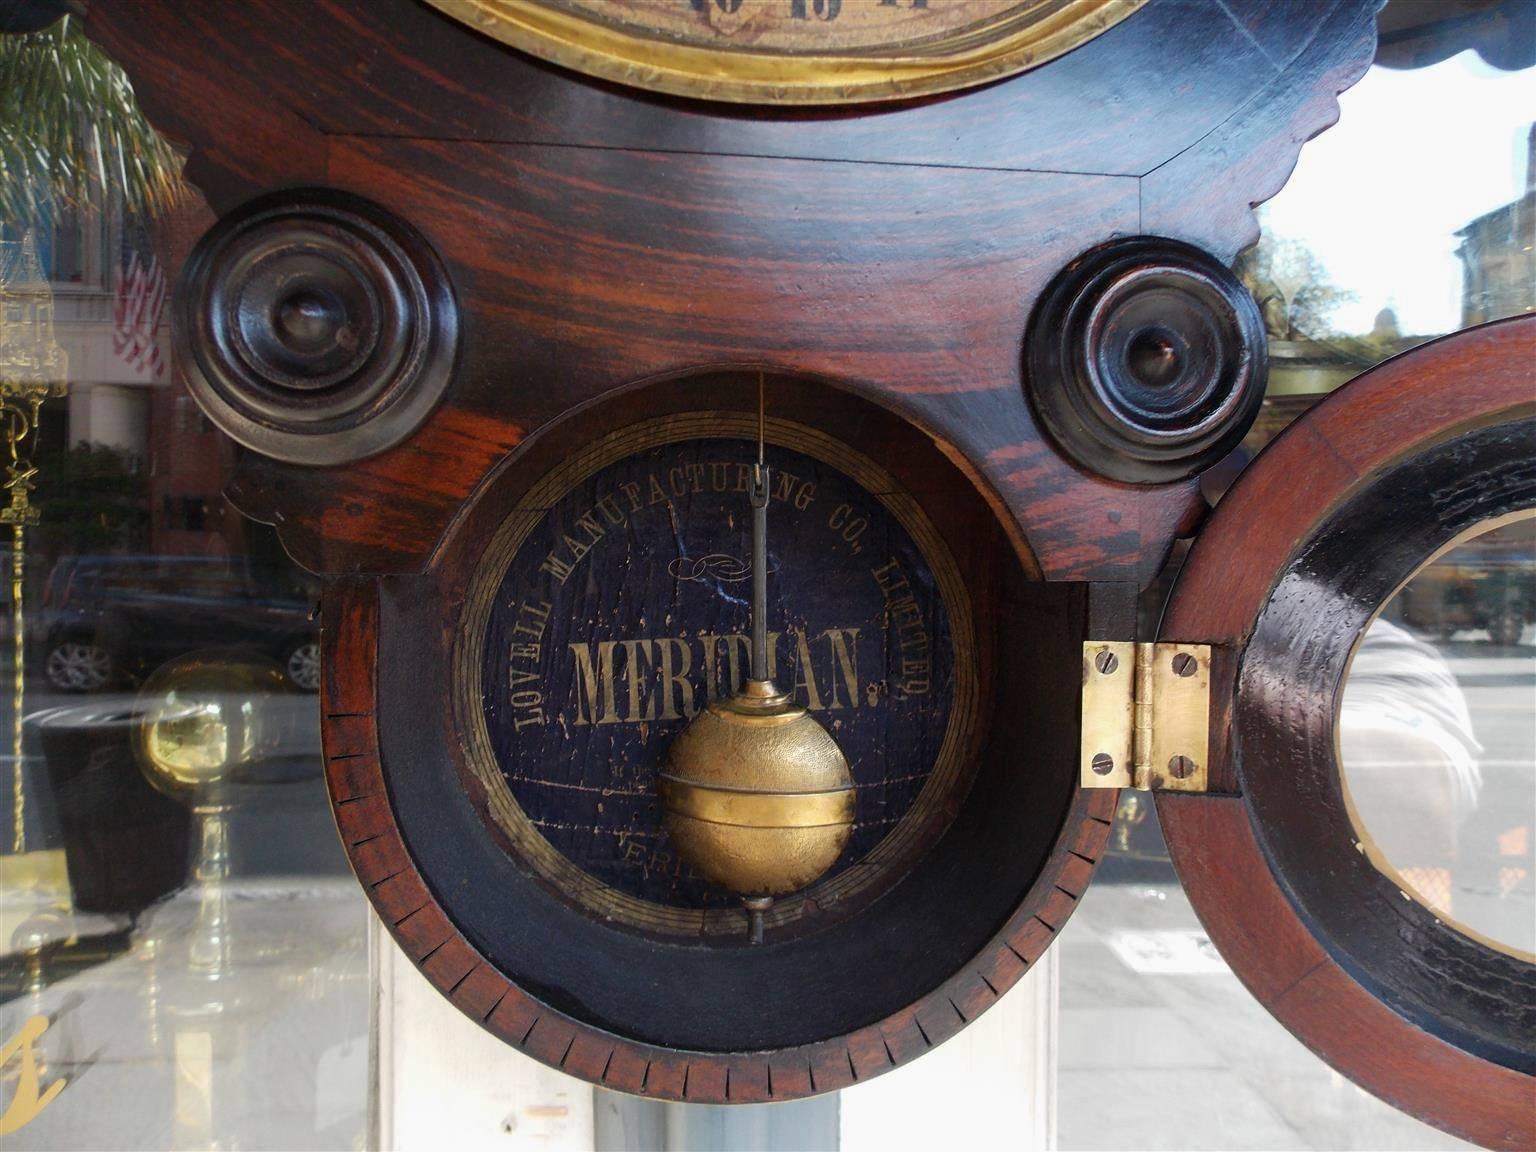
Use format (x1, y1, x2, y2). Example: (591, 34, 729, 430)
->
(1080, 642, 1210, 792)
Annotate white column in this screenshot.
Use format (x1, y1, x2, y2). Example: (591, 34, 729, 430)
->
(370, 916, 595, 1152)
(65, 383, 149, 454)
(377, 918, 1057, 1152)
(837, 948, 1057, 1152)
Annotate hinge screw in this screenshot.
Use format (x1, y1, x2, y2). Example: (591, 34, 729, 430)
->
(1094, 650, 1119, 675)
(1091, 752, 1115, 776)
(1168, 754, 1196, 779)
(1171, 652, 1198, 677)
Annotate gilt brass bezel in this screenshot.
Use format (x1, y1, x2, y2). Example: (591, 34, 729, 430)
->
(424, 0, 1146, 105)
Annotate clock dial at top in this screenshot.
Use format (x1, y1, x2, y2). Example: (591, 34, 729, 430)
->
(424, 0, 1147, 103)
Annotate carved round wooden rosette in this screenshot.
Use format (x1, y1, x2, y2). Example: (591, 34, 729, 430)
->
(175, 188, 459, 466)
(1025, 236, 1267, 484)
(321, 371, 1115, 1102)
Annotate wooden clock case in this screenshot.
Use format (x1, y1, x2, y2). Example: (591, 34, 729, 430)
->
(63, 0, 1535, 1142)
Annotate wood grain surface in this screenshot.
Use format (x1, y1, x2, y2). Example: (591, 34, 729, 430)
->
(80, 0, 1381, 586)
(82, 0, 1517, 1118)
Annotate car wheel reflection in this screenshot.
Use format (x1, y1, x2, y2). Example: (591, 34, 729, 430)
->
(45, 641, 115, 692)
(284, 641, 321, 693)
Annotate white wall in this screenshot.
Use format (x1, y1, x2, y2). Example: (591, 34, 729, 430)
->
(374, 916, 1055, 1152)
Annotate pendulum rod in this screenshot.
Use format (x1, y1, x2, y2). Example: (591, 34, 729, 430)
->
(657, 371, 856, 948)
(750, 372, 770, 684)
(2, 400, 40, 856)
(746, 373, 772, 944)
(10, 515, 22, 854)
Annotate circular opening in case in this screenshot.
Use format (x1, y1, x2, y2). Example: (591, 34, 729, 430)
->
(1339, 512, 1535, 960)
(360, 369, 1107, 1061)
(456, 417, 980, 941)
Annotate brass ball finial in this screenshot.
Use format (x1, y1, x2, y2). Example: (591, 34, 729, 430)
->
(658, 379, 855, 942)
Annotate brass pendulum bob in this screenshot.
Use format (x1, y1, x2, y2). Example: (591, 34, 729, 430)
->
(658, 386, 855, 943)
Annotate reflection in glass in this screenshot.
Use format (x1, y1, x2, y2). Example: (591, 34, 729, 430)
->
(1341, 516, 1536, 958)
(0, 18, 365, 1146)
(1238, 52, 1534, 455)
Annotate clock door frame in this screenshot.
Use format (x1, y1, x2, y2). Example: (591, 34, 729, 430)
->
(1155, 315, 1535, 1150)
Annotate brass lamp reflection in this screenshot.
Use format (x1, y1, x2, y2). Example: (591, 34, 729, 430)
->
(133, 652, 292, 982)
(2, 232, 68, 862)
(658, 390, 855, 943)
(134, 653, 289, 791)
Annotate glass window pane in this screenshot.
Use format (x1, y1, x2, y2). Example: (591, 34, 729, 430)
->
(0, 16, 367, 1148)
(1238, 34, 1535, 456)
(1341, 514, 1536, 958)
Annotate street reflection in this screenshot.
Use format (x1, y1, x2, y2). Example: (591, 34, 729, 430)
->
(2, 210, 362, 1152)
(0, 660, 365, 1147)
(1341, 518, 1536, 958)
(1072, 13, 1532, 1148)
(0, 17, 365, 1137)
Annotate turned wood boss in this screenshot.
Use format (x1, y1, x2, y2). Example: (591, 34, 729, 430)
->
(79, 0, 1536, 1123)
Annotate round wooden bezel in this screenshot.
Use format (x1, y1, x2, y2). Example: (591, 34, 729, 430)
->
(1158, 316, 1536, 1150)
(320, 370, 1117, 1102)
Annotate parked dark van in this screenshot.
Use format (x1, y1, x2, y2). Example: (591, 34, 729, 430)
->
(33, 554, 320, 692)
